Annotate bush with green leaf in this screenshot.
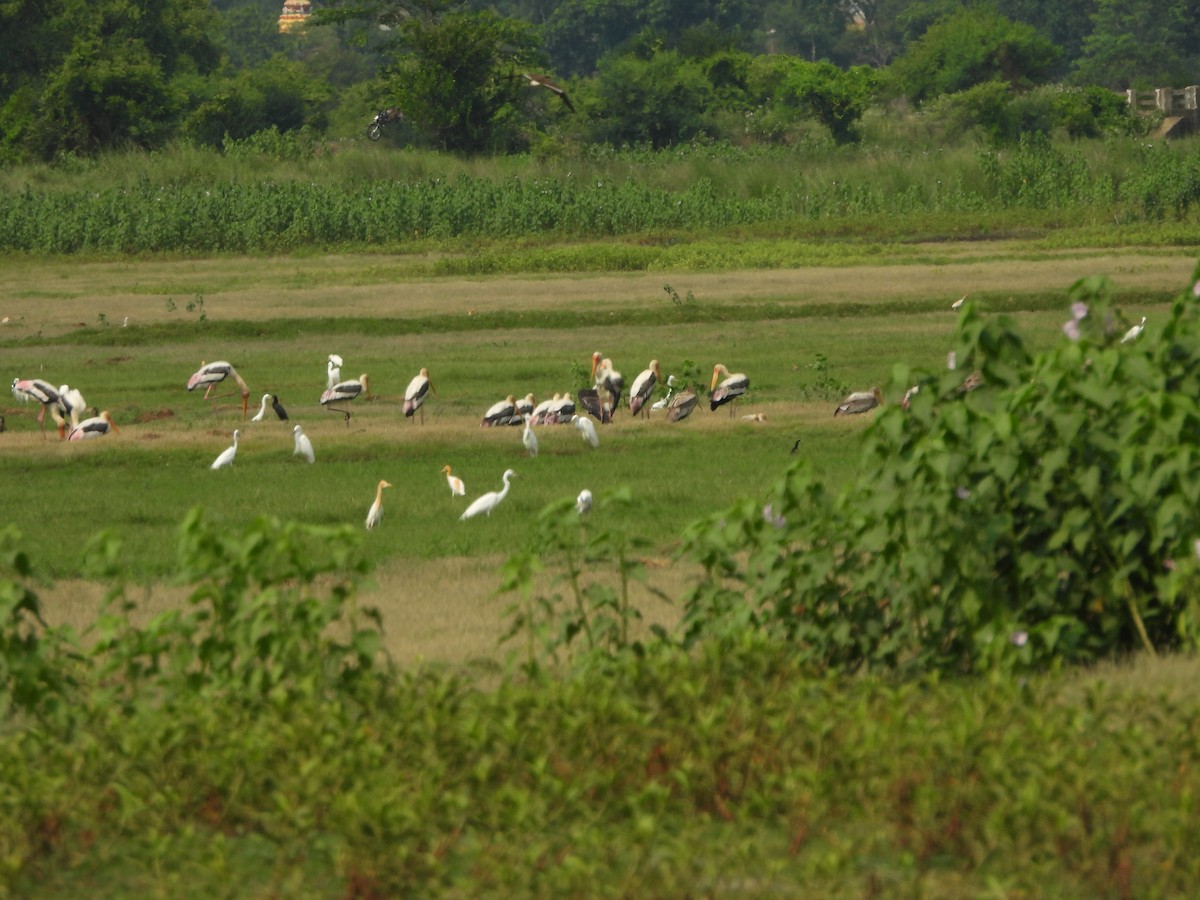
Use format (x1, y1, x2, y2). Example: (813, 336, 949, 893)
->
(677, 260, 1200, 674)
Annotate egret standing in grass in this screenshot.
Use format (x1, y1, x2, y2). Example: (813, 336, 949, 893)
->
(187, 361, 251, 420)
(441, 465, 466, 497)
(211, 429, 239, 469)
(460, 469, 517, 520)
(321, 374, 370, 425)
(68, 410, 119, 441)
(404, 367, 433, 424)
(576, 489, 593, 515)
(709, 364, 749, 417)
(366, 480, 392, 530)
(571, 414, 600, 448)
(292, 424, 315, 463)
(327, 354, 343, 389)
(522, 414, 539, 457)
(251, 393, 271, 422)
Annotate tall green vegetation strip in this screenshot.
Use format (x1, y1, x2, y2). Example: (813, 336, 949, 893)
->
(5, 138, 1200, 254)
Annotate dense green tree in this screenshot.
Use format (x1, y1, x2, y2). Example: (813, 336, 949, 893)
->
(1073, 0, 1200, 89)
(771, 57, 878, 142)
(993, 0, 1097, 73)
(887, 5, 1059, 105)
(0, 0, 221, 159)
(586, 49, 714, 149)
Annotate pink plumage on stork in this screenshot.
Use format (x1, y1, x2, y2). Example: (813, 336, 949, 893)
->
(10, 378, 62, 438)
(403, 367, 433, 424)
(187, 360, 251, 420)
(628, 359, 662, 419)
(709, 364, 749, 417)
(68, 410, 119, 441)
(321, 373, 370, 425)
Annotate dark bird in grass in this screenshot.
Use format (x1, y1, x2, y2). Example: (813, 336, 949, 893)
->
(522, 73, 575, 113)
(272, 395, 289, 421)
(790, 437, 802, 454)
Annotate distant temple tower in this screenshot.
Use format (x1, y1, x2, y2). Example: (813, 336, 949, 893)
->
(279, 0, 312, 33)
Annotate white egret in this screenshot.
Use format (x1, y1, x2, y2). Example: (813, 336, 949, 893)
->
(292, 425, 315, 463)
(211, 429, 240, 469)
(441, 465, 466, 497)
(460, 469, 517, 521)
(1121, 316, 1147, 343)
(576, 489, 592, 515)
(571, 414, 600, 448)
(327, 354, 343, 389)
(366, 480, 392, 530)
(251, 393, 271, 422)
(522, 414, 539, 457)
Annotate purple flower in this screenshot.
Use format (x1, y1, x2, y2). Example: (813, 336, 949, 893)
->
(1009, 630, 1029, 648)
(955, 486, 971, 500)
(1193, 280, 1200, 298)
(1071, 301, 1089, 321)
(1062, 319, 1081, 341)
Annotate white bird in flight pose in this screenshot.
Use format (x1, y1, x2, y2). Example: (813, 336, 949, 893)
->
(460, 469, 517, 520)
(366, 479, 392, 530)
(292, 424, 315, 463)
(211, 429, 239, 469)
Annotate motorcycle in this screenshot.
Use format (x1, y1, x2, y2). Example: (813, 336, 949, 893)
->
(366, 107, 403, 141)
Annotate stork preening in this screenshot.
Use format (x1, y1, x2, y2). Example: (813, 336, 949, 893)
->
(292, 425, 315, 463)
(666, 384, 699, 422)
(403, 367, 433, 424)
(835, 387, 882, 416)
(211, 429, 240, 469)
(441, 465, 466, 497)
(628, 360, 662, 419)
(460, 469, 517, 521)
(321, 374, 370, 425)
(11, 378, 61, 438)
(709, 364, 749, 417)
(187, 361, 251, 420)
(590, 353, 624, 419)
(366, 480, 392, 530)
(68, 410, 118, 441)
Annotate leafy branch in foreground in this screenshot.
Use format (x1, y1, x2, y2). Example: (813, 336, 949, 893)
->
(677, 260, 1200, 675)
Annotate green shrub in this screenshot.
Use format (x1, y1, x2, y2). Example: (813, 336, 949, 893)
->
(676, 261, 1200, 675)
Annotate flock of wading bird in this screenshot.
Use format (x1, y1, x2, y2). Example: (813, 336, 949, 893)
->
(9, 343, 893, 530)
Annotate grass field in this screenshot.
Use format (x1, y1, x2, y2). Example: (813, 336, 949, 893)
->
(2, 243, 1193, 664)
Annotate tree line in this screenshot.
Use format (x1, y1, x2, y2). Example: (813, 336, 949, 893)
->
(1, 0, 1195, 161)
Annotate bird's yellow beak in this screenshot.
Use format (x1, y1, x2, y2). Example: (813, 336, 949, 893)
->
(710, 368, 719, 391)
(590, 353, 599, 381)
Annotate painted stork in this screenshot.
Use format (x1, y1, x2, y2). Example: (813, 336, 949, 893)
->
(321, 374, 370, 425)
(366, 479, 392, 530)
(1121, 316, 1147, 343)
(211, 429, 240, 469)
(835, 387, 882, 416)
(522, 414, 538, 457)
(514, 393, 536, 422)
(292, 424, 315, 463)
(530, 394, 559, 425)
(481, 395, 517, 427)
(404, 367, 433, 424)
(666, 385, 699, 422)
(11, 378, 61, 438)
(522, 73, 575, 113)
(460, 469, 517, 521)
(709, 364, 749, 417)
(187, 361, 251, 420)
(576, 489, 593, 515)
(272, 395, 289, 421)
(628, 360, 662, 419)
(591, 353, 624, 415)
(549, 392, 576, 425)
(251, 393, 271, 422)
(572, 414, 600, 449)
(441, 465, 466, 497)
(68, 410, 118, 441)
